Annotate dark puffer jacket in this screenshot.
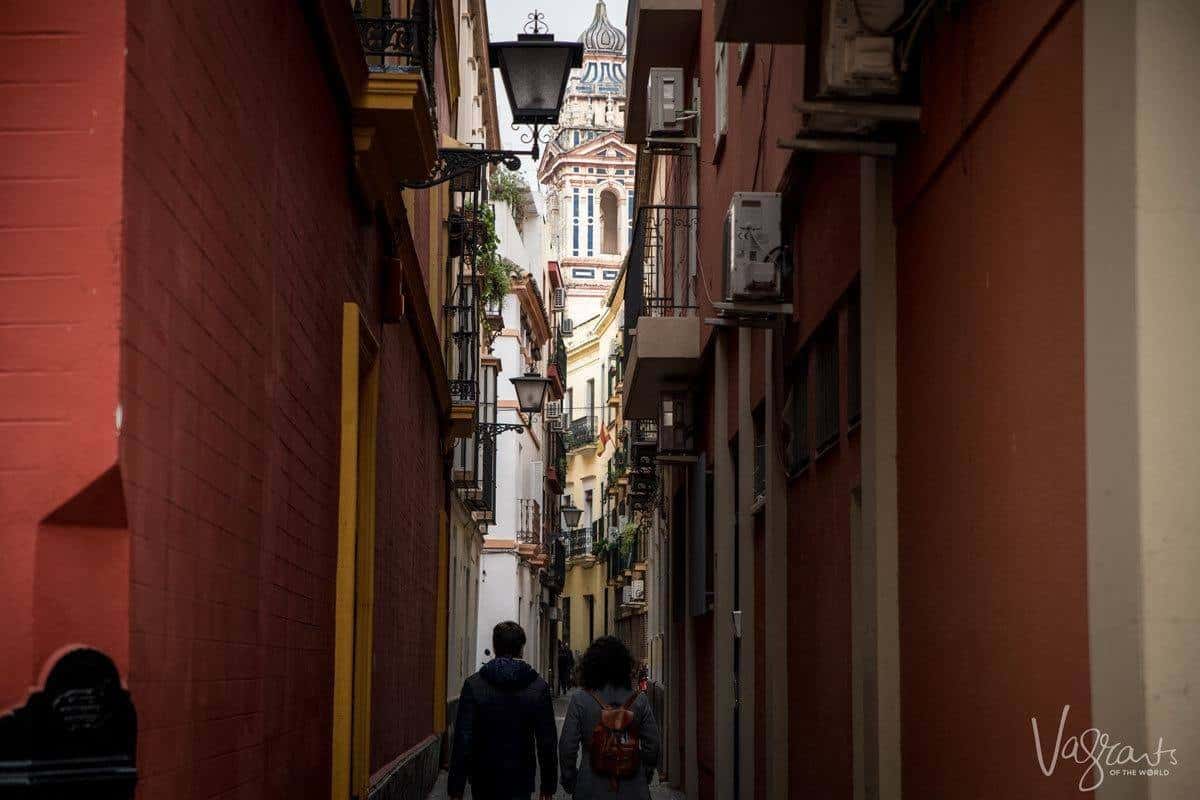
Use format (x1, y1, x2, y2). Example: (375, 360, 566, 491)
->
(447, 658, 558, 799)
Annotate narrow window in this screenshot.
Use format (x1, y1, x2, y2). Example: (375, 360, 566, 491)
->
(786, 351, 810, 474)
(600, 190, 619, 255)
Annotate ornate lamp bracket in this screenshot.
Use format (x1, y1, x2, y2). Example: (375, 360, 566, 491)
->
(476, 421, 528, 444)
(400, 148, 526, 190)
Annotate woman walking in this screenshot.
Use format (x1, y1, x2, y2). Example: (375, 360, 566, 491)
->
(558, 636, 660, 798)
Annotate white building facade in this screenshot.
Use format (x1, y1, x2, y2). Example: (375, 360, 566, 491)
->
(474, 190, 557, 674)
(537, 1, 636, 332)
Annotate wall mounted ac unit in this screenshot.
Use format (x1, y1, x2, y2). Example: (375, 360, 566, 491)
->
(546, 400, 562, 420)
(552, 287, 567, 311)
(561, 318, 574, 336)
(723, 192, 783, 302)
(819, 0, 903, 97)
(648, 67, 686, 137)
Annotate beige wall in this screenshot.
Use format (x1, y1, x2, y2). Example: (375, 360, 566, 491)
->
(1086, 3, 1200, 797)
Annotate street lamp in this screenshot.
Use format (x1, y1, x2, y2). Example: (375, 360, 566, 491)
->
(401, 10, 581, 188)
(489, 11, 583, 160)
(561, 496, 583, 529)
(510, 371, 552, 414)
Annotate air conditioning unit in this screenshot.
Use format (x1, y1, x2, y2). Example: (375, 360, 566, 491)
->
(819, 0, 903, 97)
(546, 400, 562, 421)
(723, 192, 783, 302)
(561, 318, 574, 336)
(647, 67, 686, 137)
(552, 287, 567, 311)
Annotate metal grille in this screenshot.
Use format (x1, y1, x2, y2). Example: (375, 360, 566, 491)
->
(565, 416, 598, 450)
(787, 352, 810, 473)
(623, 205, 699, 366)
(517, 499, 541, 545)
(353, 0, 438, 127)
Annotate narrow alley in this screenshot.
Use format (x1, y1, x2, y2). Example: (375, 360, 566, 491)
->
(0, 1, 1197, 799)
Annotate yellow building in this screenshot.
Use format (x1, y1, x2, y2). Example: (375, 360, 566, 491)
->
(559, 277, 644, 660)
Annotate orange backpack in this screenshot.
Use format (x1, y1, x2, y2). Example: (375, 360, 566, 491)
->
(587, 690, 642, 791)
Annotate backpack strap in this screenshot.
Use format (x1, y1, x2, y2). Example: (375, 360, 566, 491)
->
(620, 690, 640, 711)
(588, 689, 611, 710)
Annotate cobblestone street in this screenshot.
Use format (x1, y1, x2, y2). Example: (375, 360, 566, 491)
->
(427, 690, 684, 800)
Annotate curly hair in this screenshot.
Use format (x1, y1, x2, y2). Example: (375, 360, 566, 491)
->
(578, 635, 634, 690)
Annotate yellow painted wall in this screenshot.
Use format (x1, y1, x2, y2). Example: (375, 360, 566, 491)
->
(561, 556, 610, 657)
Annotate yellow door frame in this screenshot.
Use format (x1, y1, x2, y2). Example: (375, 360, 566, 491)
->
(332, 303, 381, 800)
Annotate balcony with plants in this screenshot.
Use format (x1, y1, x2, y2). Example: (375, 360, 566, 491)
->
(548, 331, 568, 400)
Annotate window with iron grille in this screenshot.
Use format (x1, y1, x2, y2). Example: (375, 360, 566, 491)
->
(786, 351, 810, 474)
(847, 286, 862, 428)
(813, 316, 840, 454)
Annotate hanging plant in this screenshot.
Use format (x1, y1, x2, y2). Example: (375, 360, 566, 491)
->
(489, 166, 530, 224)
(619, 522, 639, 558)
(472, 203, 510, 307)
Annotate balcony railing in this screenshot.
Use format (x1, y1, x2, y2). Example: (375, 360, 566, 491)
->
(446, 278, 479, 406)
(555, 431, 567, 483)
(354, 0, 437, 126)
(546, 538, 567, 587)
(623, 205, 699, 349)
(354, 1, 436, 78)
(565, 415, 598, 451)
(517, 499, 541, 546)
(549, 331, 567, 394)
(567, 528, 591, 559)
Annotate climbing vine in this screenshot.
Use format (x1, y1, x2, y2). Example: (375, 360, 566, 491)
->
(489, 166, 530, 224)
(472, 203, 509, 306)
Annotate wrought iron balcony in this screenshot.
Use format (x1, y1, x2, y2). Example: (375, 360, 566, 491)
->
(621, 205, 702, 419)
(354, 1, 436, 87)
(517, 499, 541, 546)
(565, 415, 598, 451)
(548, 331, 568, 398)
(545, 537, 567, 588)
(567, 528, 591, 559)
(555, 431, 567, 483)
(624, 205, 699, 329)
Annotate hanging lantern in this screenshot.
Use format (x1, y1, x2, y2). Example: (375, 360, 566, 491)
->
(561, 496, 584, 529)
(510, 371, 552, 414)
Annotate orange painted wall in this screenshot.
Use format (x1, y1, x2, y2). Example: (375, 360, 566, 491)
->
(0, 0, 129, 706)
(894, 2, 1090, 797)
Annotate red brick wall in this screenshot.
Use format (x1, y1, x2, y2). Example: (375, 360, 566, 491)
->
(370, 323, 442, 771)
(894, 2, 1089, 797)
(118, 1, 443, 797)
(0, 0, 128, 704)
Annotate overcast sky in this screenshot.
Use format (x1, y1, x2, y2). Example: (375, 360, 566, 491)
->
(486, 0, 628, 197)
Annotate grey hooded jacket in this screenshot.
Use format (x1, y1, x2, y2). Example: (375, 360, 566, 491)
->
(558, 685, 660, 799)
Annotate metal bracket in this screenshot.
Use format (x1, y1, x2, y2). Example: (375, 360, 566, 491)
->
(476, 421, 527, 444)
(400, 147, 529, 190)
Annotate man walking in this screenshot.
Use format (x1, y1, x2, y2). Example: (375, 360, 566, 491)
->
(448, 621, 557, 800)
(557, 641, 574, 696)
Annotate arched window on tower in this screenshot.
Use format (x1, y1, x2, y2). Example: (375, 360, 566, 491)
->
(600, 190, 619, 255)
